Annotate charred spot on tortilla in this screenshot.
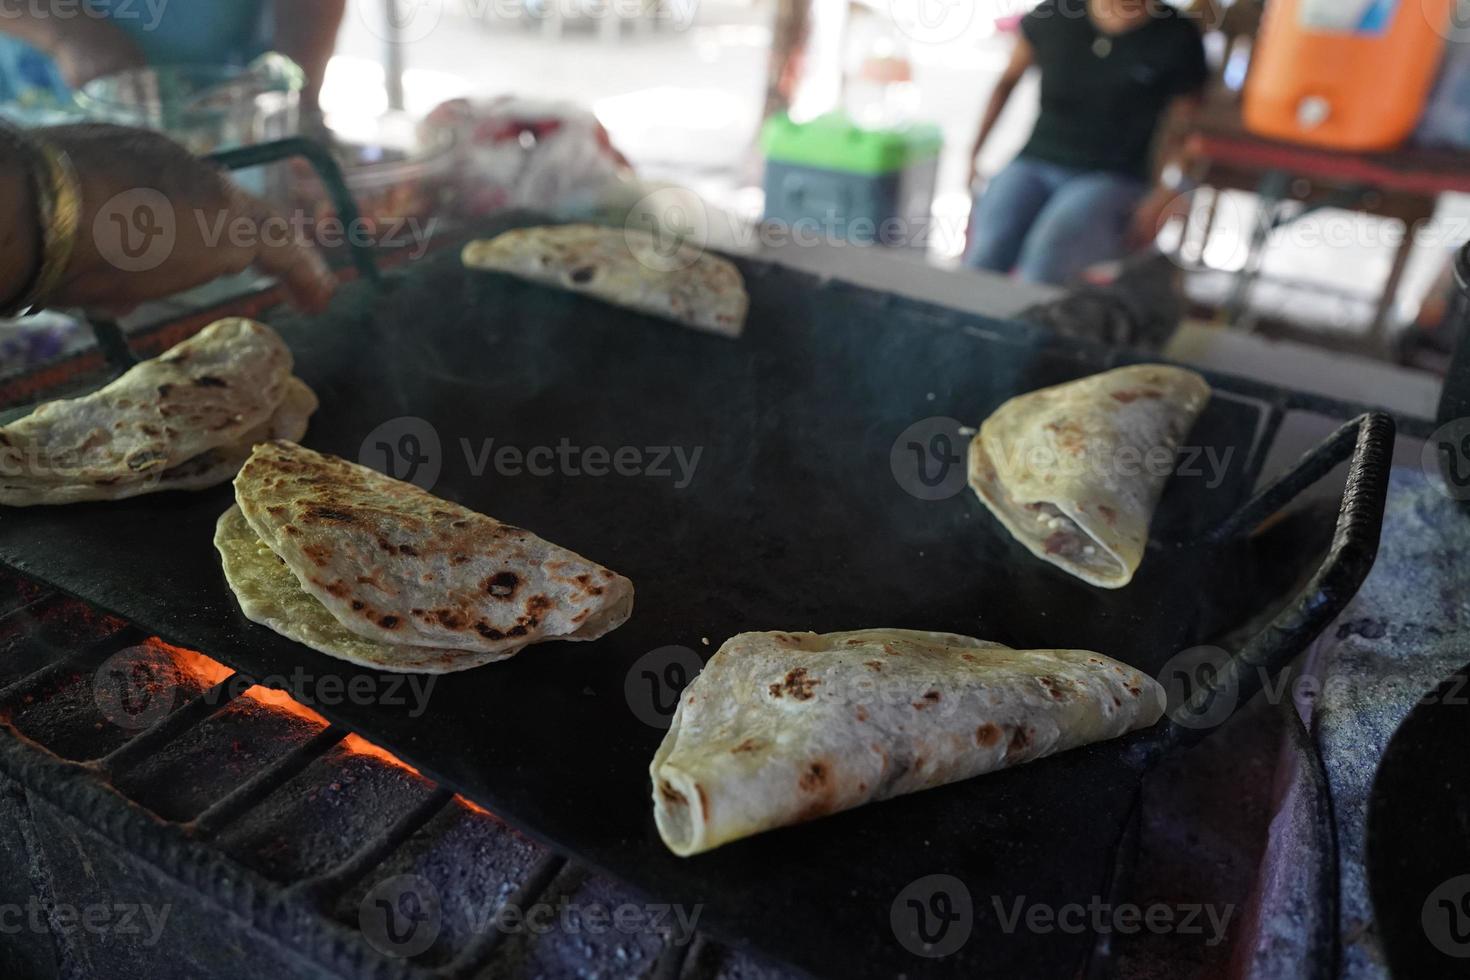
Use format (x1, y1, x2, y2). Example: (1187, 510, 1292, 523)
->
(799, 761, 830, 792)
(486, 572, 520, 597)
(1110, 388, 1163, 403)
(975, 722, 1003, 747)
(912, 690, 941, 710)
(305, 506, 355, 524)
(768, 667, 820, 700)
(567, 264, 597, 285)
(1009, 727, 1032, 753)
(1039, 676, 1070, 700)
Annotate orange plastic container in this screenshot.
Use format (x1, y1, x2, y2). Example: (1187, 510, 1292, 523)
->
(1244, 0, 1454, 150)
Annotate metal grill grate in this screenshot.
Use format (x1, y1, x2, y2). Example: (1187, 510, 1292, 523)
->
(0, 569, 768, 979)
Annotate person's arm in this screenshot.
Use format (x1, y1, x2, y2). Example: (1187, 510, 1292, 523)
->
(271, 0, 347, 111)
(1127, 92, 1202, 248)
(0, 12, 145, 87)
(0, 124, 335, 316)
(967, 36, 1034, 189)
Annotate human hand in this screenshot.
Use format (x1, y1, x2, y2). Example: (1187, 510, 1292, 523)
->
(36, 124, 335, 315)
(44, 16, 147, 88)
(1127, 186, 1189, 251)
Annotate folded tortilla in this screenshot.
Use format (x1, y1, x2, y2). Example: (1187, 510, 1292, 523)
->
(0, 318, 315, 505)
(0, 377, 318, 506)
(462, 224, 747, 337)
(224, 440, 634, 669)
(650, 628, 1164, 856)
(967, 364, 1210, 589)
(215, 505, 509, 673)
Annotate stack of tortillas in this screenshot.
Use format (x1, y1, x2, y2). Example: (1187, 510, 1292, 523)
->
(0, 318, 317, 506)
(215, 440, 635, 673)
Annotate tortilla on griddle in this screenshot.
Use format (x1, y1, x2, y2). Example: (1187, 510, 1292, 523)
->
(650, 628, 1164, 856)
(215, 505, 510, 673)
(461, 224, 748, 337)
(0, 377, 318, 506)
(228, 440, 634, 665)
(0, 318, 314, 505)
(967, 364, 1210, 589)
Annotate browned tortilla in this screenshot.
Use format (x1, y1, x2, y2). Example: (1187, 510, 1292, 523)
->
(233, 440, 635, 657)
(968, 365, 1210, 588)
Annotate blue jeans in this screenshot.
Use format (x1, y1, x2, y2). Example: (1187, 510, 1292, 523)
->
(965, 157, 1146, 285)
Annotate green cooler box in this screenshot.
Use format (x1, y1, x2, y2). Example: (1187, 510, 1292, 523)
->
(760, 113, 942, 248)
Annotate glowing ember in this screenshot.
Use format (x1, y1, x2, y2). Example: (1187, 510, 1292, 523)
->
(147, 638, 234, 688)
(147, 637, 426, 778)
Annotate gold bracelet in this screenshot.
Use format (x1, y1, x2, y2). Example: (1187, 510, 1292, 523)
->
(1, 127, 81, 317)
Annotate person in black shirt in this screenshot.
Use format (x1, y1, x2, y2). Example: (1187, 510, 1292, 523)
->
(964, 0, 1207, 284)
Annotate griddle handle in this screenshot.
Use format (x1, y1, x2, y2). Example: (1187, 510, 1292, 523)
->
(1165, 412, 1394, 748)
(89, 317, 137, 371)
(206, 137, 381, 284)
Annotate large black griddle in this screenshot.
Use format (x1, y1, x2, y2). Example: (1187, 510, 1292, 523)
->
(0, 206, 1392, 977)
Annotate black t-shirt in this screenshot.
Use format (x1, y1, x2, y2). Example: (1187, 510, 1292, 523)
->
(1019, 0, 1207, 180)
